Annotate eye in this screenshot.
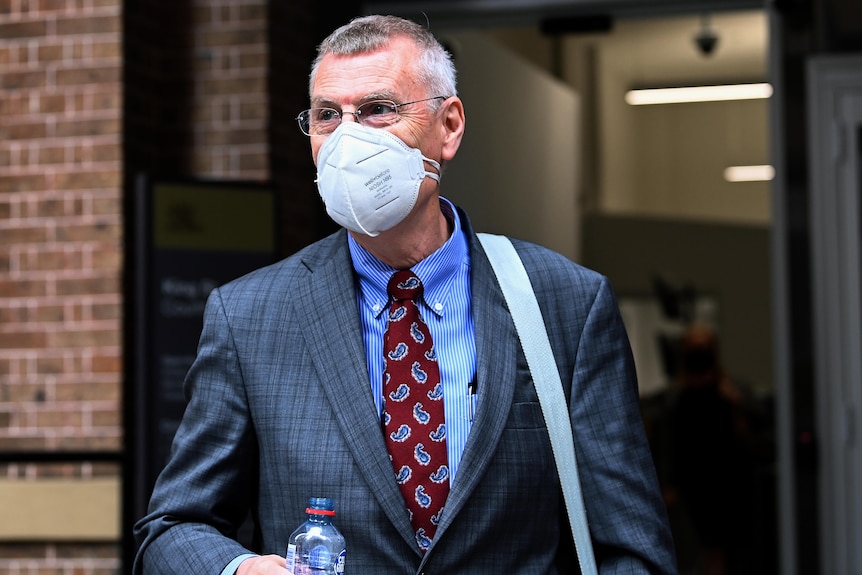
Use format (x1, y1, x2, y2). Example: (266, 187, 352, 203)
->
(316, 108, 340, 121)
(361, 101, 397, 116)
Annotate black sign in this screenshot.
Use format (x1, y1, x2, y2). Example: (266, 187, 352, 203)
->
(130, 176, 277, 535)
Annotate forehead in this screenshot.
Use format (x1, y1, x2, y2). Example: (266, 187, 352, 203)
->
(311, 37, 423, 106)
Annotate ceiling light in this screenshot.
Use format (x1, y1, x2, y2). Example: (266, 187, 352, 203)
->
(724, 165, 775, 182)
(625, 83, 773, 105)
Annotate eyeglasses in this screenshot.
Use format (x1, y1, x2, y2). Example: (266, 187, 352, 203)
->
(295, 96, 447, 136)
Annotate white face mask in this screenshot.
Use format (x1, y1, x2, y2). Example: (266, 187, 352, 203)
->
(315, 122, 441, 237)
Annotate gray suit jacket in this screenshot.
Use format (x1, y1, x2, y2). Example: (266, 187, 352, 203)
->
(134, 209, 676, 574)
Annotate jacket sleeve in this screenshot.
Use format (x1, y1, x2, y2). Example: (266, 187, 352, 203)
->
(567, 275, 677, 573)
(133, 286, 259, 575)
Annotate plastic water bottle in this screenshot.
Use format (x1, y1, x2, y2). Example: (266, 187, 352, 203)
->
(285, 497, 346, 575)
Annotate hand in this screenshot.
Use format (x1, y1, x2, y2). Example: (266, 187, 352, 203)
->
(236, 554, 286, 575)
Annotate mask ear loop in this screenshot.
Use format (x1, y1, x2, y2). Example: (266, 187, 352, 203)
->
(422, 157, 441, 182)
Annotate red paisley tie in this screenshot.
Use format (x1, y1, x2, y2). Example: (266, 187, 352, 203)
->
(383, 270, 449, 553)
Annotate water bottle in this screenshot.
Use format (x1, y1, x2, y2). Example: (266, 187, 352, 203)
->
(285, 497, 346, 575)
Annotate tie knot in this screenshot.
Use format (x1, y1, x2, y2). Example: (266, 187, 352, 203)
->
(388, 270, 423, 301)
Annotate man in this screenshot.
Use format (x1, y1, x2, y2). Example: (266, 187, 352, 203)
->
(135, 14, 677, 575)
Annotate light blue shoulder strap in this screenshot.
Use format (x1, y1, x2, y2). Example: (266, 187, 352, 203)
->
(478, 232, 598, 575)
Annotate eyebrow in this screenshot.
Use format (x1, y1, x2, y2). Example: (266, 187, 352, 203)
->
(310, 92, 400, 109)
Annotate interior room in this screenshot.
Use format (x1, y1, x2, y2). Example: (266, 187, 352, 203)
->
(369, 5, 777, 572)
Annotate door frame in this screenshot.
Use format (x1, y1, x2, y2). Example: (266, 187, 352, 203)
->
(807, 54, 862, 575)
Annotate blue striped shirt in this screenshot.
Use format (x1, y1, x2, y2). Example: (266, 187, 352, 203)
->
(348, 198, 476, 485)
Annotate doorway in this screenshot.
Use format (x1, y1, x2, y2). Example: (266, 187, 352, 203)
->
(363, 2, 779, 572)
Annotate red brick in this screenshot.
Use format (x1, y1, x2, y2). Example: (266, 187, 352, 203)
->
(92, 408, 120, 427)
(201, 28, 267, 49)
(55, 276, 120, 297)
(241, 98, 268, 120)
(37, 93, 68, 114)
(1, 120, 48, 140)
(35, 409, 84, 428)
(54, 542, 122, 560)
(21, 248, 84, 271)
(92, 0, 122, 9)
(37, 42, 64, 63)
(55, 15, 121, 36)
(38, 0, 70, 11)
(55, 66, 121, 87)
(240, 151, 268, 172)
(91, 301, 120, 321)
(1, 381, 47, 403)
(54, 117, 121, 138)
(92, 352, 121, 373)
(0, 20, 48, 40)
(206, 75, 266, 96)
(88, 91, 122, 113)
(91, 142, 122, 163)
(0, 330, 48, 348)
(55, 221, 122, 243)
(35, 355, 65, 374)
(92, 195, 120, 214)
(238, 4, 267, 21)
(238, 49, 267, 69)
(55, 434, 122, 451)
(0, 436, 49, 451)
(37, 145, 68, 165)
(92, 40, 121, 59)
(198, 126, 266, 147)
(31, 196, 69, 218)
(0, 278, 49, 298)
(0, 92, 22, 115)
(53, 170, 121, 191)
(0, 173, 48, 193)
(54, 379, 120, 401)
(91, 246, 122, 270)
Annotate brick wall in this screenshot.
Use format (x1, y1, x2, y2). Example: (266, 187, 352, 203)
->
(0, 0, 123, 451)
(189, 0, 269, 180)
(0, 0, 325, 571)
(0, 0, 124, 572)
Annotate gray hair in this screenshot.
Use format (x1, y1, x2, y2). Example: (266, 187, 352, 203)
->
(309, 15, 457, 102)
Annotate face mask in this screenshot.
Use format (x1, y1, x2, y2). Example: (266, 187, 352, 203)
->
(315, 121, 441, 237)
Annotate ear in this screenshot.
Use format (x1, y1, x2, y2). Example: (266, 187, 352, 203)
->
(439, 97, 465, 162)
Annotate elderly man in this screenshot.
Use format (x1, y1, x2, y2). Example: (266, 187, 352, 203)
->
(134, 14, 677, 575)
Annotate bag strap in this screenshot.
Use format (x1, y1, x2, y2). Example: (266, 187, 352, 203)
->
(478, 233, 598, 575)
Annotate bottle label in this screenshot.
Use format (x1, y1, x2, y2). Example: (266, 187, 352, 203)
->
(335, 549, 346, 575)
(308, 544, 331, 569)
(285, 543, 297, 575)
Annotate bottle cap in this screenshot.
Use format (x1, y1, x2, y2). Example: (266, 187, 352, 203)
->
(307, 497, 336, 516)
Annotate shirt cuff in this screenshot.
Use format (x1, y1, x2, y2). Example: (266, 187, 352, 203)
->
(220, 553, 258, 575)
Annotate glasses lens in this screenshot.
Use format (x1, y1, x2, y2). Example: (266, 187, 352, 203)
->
(299, 108, 340, 135)
(357, 101, 398, 128)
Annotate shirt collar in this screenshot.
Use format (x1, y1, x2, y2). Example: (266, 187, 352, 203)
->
(349, 197, 468, 319)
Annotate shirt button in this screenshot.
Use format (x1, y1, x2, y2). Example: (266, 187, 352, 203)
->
(434, 302, 443, 312)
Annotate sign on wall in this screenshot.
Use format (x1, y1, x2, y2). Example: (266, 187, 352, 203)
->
(130, 176, 278, 537)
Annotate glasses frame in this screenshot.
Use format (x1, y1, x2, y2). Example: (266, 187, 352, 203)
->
(295, 96, 447, 136)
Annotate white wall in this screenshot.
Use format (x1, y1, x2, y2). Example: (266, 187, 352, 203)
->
(436, 30, 581, 261)
(563, 10, 771, 225)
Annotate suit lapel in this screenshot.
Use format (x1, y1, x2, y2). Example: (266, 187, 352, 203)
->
(292, 226, 521, 556)
(430, 231, 519, 540)
(293, 234, 417, 545)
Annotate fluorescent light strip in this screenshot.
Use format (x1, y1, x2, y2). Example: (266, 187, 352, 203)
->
(724, 165, 774, 182)
(625, 83, 773, 105)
